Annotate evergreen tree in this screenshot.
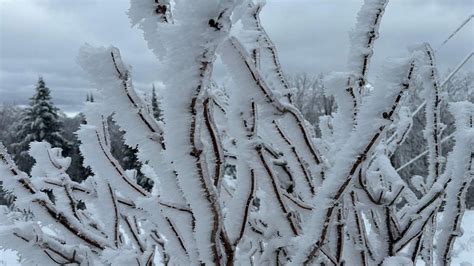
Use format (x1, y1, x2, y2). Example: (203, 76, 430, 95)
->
(10, 77, 69, 173)
(0, 105, 23, 148)
(151, 84, 160, 120)
(0, 105, 23, 206)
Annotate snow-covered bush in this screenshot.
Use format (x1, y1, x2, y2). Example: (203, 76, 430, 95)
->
(1, 0, 472, 265)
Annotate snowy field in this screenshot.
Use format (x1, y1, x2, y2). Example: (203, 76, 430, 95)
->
(1, 211, 473, 265)
(449, 211, 474, 265)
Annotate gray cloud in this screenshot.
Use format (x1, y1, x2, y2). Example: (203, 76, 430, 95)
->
(0, 0, 159, 114)
(1, 0, 472, 114)
(261, 0, 473, 75)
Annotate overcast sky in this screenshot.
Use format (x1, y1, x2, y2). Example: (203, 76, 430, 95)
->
(0, 0, 472, 115)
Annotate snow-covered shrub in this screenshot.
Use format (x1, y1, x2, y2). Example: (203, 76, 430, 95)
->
(0, 0, 472, 265)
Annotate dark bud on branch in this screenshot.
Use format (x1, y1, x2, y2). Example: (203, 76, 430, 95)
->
(208, 19, 221, 31)
(155, 5, 167, 15)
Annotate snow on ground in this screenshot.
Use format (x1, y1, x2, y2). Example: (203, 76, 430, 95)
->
(450, 211, 474, 266)
(1, 211, 474, 265)
(0, 250, 19, 266)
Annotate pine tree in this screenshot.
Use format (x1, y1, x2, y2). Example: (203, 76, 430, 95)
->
(10, 77, 69, 173)
(151, 84, 160, 120)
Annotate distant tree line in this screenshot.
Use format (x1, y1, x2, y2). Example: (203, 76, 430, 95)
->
(0, 78, 160, 206)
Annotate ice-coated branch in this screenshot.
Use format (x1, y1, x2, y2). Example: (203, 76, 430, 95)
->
(0, 143, 110, 264)
(348, 0, 389, 89)
(395, 101, 472, 261)
(326, 0, 389, 163)
(412, 51, 473, 117)
(238, 1, 293, 103)
(222, 36, 322, 191)
(416, 43, 443, 264)
(435, 102, 474, 265)
(78, 45, 197, 263)
(420, 43, 442, 187)
(345, 190, 373, 265)
(293, 57, 415, 265)
(128, 1, 241, 264)
(77, 116, 193, 263)
(338, 0, 390, 130)
(218, 33, 329, 263)
(0, 222, 94, 265)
